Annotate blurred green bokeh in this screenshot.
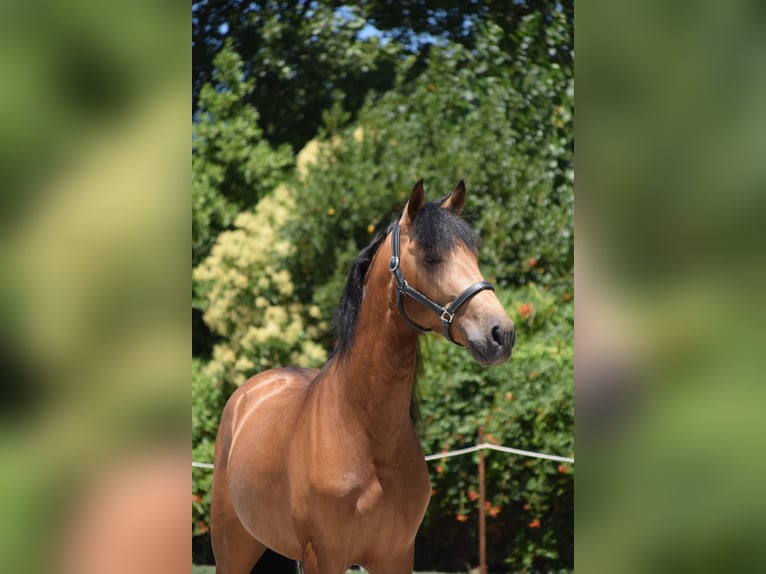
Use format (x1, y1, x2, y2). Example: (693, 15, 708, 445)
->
(578, 0, 766, 571)
(0, 1, 188, 572)
(0, 0, 186, 215)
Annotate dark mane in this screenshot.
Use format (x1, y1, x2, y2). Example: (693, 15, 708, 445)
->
(410, 199, 481, 257)
(332, 229, 388, 358)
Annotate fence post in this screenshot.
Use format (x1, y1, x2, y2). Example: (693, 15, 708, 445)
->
(478, 426, 487, 574)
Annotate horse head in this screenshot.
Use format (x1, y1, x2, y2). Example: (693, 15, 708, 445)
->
(390, 179, 515, 365)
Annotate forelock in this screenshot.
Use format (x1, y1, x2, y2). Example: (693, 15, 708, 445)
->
(410, 201, 480, 256)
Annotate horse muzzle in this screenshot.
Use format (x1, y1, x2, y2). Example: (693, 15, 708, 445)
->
(467, 319, 515, 365)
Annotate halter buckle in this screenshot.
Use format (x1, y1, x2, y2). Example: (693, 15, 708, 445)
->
(440, 310, 454, 324)
(388, 256, 399, 272)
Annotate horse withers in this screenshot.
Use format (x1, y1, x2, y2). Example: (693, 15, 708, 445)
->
(211, 180, 514, 574)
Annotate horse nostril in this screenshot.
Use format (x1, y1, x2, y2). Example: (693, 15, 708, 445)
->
(491, 323, 514, 353)
(491, 324, 504, 347)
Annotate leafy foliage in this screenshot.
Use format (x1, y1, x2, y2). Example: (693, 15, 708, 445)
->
(192, 42, 295, 356)
(192, 359, 224, 537)
(193, 2, 402, 151)
(287, 19, 573, 327)
(357, 0, 573, 74)
(418, 285, 573, 572)
(192, 42, 293, 268)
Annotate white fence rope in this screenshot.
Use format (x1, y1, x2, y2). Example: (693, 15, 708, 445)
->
(423, 444, 485, 461)
(425, 442, 574, 464)
(193, 443, 573, 469)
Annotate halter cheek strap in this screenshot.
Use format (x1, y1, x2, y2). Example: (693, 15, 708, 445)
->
(388, 221, 495, 346)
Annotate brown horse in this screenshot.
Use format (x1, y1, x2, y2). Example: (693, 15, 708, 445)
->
(211, 180, 515, 574)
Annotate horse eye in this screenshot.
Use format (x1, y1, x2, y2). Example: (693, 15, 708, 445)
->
(424, 254, 442, 265)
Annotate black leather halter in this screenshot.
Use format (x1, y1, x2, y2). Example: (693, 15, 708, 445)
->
(388, 220, 495, 346)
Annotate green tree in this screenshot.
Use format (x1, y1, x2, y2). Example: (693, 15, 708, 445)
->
(192, 41, 293, 268)
(193, 1, 402, 151)
(287, 19, 573, 326)
(418, 285, 574, 572)
(192, 42, 294, 356)
(356, 0, 573, 75)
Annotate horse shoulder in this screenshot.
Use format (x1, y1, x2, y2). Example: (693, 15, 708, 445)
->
(231, 367, 317, 430)
(225, 367, 319, 480)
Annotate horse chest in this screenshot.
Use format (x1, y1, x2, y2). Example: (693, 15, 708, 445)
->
(332, 463, 431, 529)
(352, 466, 432, 555)
(354, 478, 384, 515)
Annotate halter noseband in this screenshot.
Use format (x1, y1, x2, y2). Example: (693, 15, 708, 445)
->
(388, 220, 494, 346)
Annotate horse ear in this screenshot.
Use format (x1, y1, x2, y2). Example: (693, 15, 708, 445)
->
(441, 180, 466, 215)
(401, 179, 426, 226)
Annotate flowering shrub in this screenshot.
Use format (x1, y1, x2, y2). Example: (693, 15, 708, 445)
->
(193, 185, 328, 387)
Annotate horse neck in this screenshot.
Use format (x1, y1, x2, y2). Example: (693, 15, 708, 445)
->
(330, 241, 420, 444)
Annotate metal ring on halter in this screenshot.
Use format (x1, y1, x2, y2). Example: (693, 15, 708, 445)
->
(389, 220, 495, 346)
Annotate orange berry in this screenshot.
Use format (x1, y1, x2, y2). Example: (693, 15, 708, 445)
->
(519, 303, 535, 320)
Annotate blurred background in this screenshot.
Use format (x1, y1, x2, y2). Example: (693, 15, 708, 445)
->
(577, 0, 766, 572)
(2, 0, 765, 572)
(0, 0, 189, 573)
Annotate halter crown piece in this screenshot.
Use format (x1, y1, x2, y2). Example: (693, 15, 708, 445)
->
(388, 220, 495, 346)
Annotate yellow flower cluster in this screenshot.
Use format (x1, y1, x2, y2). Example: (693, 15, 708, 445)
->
(295, 128, 367, 183)
(194, 185, 328, 386)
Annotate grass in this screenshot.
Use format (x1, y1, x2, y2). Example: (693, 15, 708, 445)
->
(192, 566, 448, 574)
